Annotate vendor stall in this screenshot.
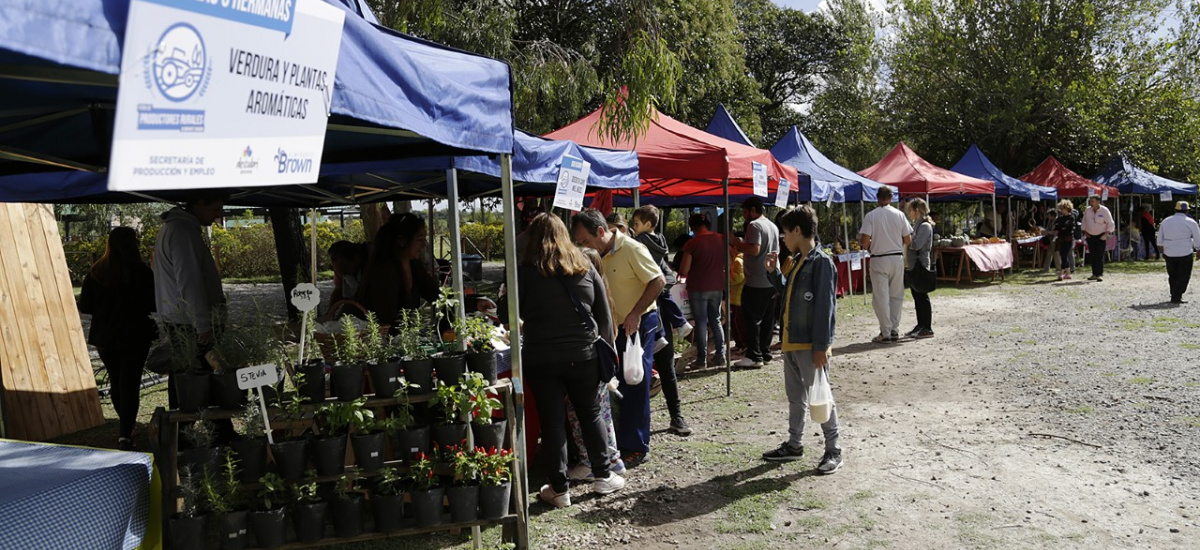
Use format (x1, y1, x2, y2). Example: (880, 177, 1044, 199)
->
(935, 241, 1013, 286)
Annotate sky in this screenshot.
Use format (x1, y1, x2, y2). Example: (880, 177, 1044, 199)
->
(772, 0, 824, 12)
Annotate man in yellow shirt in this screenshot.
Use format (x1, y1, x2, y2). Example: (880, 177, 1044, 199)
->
(572, 209, 665, 468)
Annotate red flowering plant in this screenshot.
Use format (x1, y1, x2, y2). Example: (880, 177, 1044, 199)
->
(446, 444, 480, 487)
(407, 452, 440, 491)
(460, 372, 502, 426)
(477, 446, 513, 487)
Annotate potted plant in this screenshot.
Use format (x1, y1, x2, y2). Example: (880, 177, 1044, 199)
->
(202, 451, 248, 550)
(431, 379, 471, 449)
(269, 393, 310, 482)
(370, 467, 406, 533)
(462, 315, 499, 383)
(212, 306, 282, 409)
(477, 446, 513, 519)
(383, 378, 430, 464)
(169, 466, 209, 550)
(396, 309, 434, 394)
(349, 406, 386, 474)
(432, 288, 467, 386)
(290, 476, 327, 543)
(362, 312, 402, 398)
(296, 310, 327, 403)
(312, 398, 367, 476)
(168, 326, 211, 412)
(179, 419, 224, 476)
(230, 401, 269, 483)
(331, 316, 367, 401)
(329, 475, 365, 538)
(463, 372, 506, 451)
(249, 473, 288, 549)
(446, 445, 480, 523)
(407, 452, 444, 527)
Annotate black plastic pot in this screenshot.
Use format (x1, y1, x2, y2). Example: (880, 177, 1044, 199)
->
(447, 485, 480, 523)
(331, 495, 365, 538)
(230, 437, 268, 484)
(291, 502, 327, 543)
(466, 351, 498, 384)
(431, 423, 469, 450)
(370, 492, 404, 533)
(174, 373, 211, 413)
(311, 435, 348, 477)
(179, 446, 225, 476)
(270, 439, 309, 482)
(331, 363, 365, 402)
(410, 487, 445, 527)
(433, 354, 466, 387)
(367, 361, 402, 398)
(389, 426, 431, 463)
(298, 360, 327, 403)
(351, 432, 386, 473)
(217, 510, 248, 550)
(402, 358, 434, 394)
(211, 371, 247, 410)
(248, 508, 286, 549)
(472, 419, 507, 452)
(479, 482, 512, 520)
(168, 515, 207, 550)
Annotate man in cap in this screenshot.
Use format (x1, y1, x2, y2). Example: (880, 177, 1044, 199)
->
(1157, 201, 1200, 304)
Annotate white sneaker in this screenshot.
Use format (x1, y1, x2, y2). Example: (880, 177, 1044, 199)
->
(733, 357, 759, 368)
(538, 484, 570, 508)
(592, 473, 626, 495)
(567, 463, 594, 482)
(654, 337, 669, 353)
(675, 322, 694, 341)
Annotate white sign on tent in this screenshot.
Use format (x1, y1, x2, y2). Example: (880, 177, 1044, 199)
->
(774, 179, 790, 209)
(109, 0, 345, 191)
(1161, 191, 1173, 202)
(1030, 190, 1041, 202)
(552, 155, 590, 212)
(1102, 189, 1110, 201)
(752, 162, 768, 198)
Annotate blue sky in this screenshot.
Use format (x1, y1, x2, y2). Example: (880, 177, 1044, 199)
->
(773, 0, 824, 12)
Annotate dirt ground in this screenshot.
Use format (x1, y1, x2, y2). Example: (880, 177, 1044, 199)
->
(66, 262, 1200, 549)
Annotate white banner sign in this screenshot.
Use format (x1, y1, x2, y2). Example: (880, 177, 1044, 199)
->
(1101, 188, 1110, 201)
(109, 0, 346, 191)
(552, 155, 590, 212)
(1030, 190, 1041, 202)
(1088, 188, 1096, 197)
(1161, 191, 1173, 202)
(752, 162, 768, 198)
(774, 179, 790, 209)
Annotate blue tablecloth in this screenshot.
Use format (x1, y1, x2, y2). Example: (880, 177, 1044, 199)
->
(0, 439, 156, 550)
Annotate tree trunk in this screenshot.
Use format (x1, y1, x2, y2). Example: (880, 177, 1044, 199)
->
(269, 208, 311, 322)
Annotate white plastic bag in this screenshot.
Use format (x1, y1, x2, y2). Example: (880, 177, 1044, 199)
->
(809, 368, 833, 424)
(621, 331, 645, 385)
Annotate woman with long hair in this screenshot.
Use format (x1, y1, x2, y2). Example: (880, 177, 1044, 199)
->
(355, 213, 439, 323)
(78, 227, 157, 450)
(518, 214, 625, 507)
(905, 199, 935, 339)
(1054, 200, 1078, 281)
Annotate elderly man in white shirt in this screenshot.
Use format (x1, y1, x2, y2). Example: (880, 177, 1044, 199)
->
(1081, 195, 1116, 281)
(1157, 202, 1200, 304)
(859, 186, 912, 343)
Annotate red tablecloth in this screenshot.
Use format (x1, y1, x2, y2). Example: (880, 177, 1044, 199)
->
(960, 243, 1013, 272)
(833, 252, 869, 297)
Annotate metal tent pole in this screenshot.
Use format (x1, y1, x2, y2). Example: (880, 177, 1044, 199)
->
(723, 179, 731, 397)
(309, 208, 318, 284)
(446, 169, 467, 346)
(499, 154, 529, 549)
(860, 199, 867, 305)
(634, 188, 640, 209)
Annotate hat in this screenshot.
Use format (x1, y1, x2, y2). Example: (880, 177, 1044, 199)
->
(1177, 201, 1190, 212)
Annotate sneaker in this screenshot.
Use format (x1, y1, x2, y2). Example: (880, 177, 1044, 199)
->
(1095, 277, 1103, 282)
(1064, 273, 1072, 280)
(567, 463, 595, 482)
(1087, 275, 1099, 281)
(675, 322, 694, 341)
(905, 326, 922, 338)
(118, 437, 136, 451)
(592, 472, 627, 495)
(668, 416, 693, 436)
(611, 460, 627, 475)
(889, 330, 899, 342)
(654, 337, 669, 353)
(710, 355, 726, 367)
(871, 333, 892, 344)
(621, 451, 649, 469)
(733, 357, 762, 369)
(817, 451, 843, 475)
(538, 484, 570, 508)
(762, 441, 804, 462)
(914, 329, 935, 339)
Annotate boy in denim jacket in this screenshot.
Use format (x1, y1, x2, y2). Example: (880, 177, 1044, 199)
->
(760, 205, 843, 474)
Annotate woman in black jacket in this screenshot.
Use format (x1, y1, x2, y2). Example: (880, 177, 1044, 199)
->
(518, 213, 625, 507)
(78, 227, 157, 450)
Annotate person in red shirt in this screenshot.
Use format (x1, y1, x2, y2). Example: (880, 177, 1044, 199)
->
(1140, 205, 1160, 261)
(679, 212, 727, 369)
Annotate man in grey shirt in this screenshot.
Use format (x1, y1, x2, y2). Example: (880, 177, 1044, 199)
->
(734, 196, 780, 368)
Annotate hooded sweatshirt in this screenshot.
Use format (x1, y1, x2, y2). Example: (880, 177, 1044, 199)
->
(154, 207, 225, 332)
(634, 231, 677, 284)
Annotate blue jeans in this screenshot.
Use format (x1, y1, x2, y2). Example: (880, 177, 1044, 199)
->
(688, 290, 725, 361)
(615, 310, 659, 454)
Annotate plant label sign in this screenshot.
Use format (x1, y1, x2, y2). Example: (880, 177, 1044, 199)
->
(752, 162, 768, 198)
(775, 178, 791, 209)
(1161, 191, 1173, 202)
(290, 283, 320, 312)
(237, 363, 280, 390)
(552, 155, 590, 212)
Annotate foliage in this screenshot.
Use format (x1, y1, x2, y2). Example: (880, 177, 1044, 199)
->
(461, 315, 496, 353)
(373, 467, 406, 497)
(477, 446, 513, 487)
(407, 452, 440, 491)
(292, 477, 322, 505)
(210, 214, 279, 279)
(461, 372, 502, 426)
(211, 301, 280, 372)
(459, 222, 505, 260)
(433, 287, 462, 354)
(182, 420, 216, 449)
(256, 473, 288, 511)
(178, 466, 208, 518)
(395, 309, 429, 360)
(331, 475, 363, 502)
(383, 378, 420, 432)
(335, 315, 366, 365)
(305, 219, 365, 272)
(201, 451, 245, 515)
(446, 445, 480, 486)
(314, 398, 370, 437)
(433, 379, 472, 424)
(362, 311, 391, 364)
(239, 400, 266, 439)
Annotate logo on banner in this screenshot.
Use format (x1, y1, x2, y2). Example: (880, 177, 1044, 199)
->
(274, 148, 314, 174)
(137, 22, 211, 132)
(236, 146, 259, 173)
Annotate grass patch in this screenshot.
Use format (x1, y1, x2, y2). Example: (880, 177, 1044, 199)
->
(1181, 343, 1200, 350)
(851, 490, 877, 501)
(867, 540, 894, 548)
(1128, 377, 1155, 385)
(1066, 405, 1095, 415)
(1105, 261, 1166, 275)
(1175, 415, 1200, 428)
(791, 516, 826, 530)
(1101, 371, 1119, 377)
(792, 490, 829, 510)
(715, 478, 791, 534)
(1019, 340, 1037, 346)
(1132, 402, 1153, 410)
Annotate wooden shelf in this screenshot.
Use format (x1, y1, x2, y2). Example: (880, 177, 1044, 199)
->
(241, 515, 518, 550)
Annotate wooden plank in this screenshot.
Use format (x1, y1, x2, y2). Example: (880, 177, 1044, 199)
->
(0, 203, 56, 439)
(25, 204, 101, 428)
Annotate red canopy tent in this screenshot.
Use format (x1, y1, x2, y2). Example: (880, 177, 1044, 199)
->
(1020, 156, 1119, 198)
(545, 105, 798, 201)
(859, 142, 994, 197)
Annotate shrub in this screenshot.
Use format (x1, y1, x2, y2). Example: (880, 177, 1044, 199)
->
(460, 222, 505, 260)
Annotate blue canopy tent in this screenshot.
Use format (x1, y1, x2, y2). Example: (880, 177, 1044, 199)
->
(705, 103, 756, 147)
(1093, 155, 1197, 197)
(951, 144, 1058, 240)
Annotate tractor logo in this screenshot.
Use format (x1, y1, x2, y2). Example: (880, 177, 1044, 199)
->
(151, 23, 209, 102)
